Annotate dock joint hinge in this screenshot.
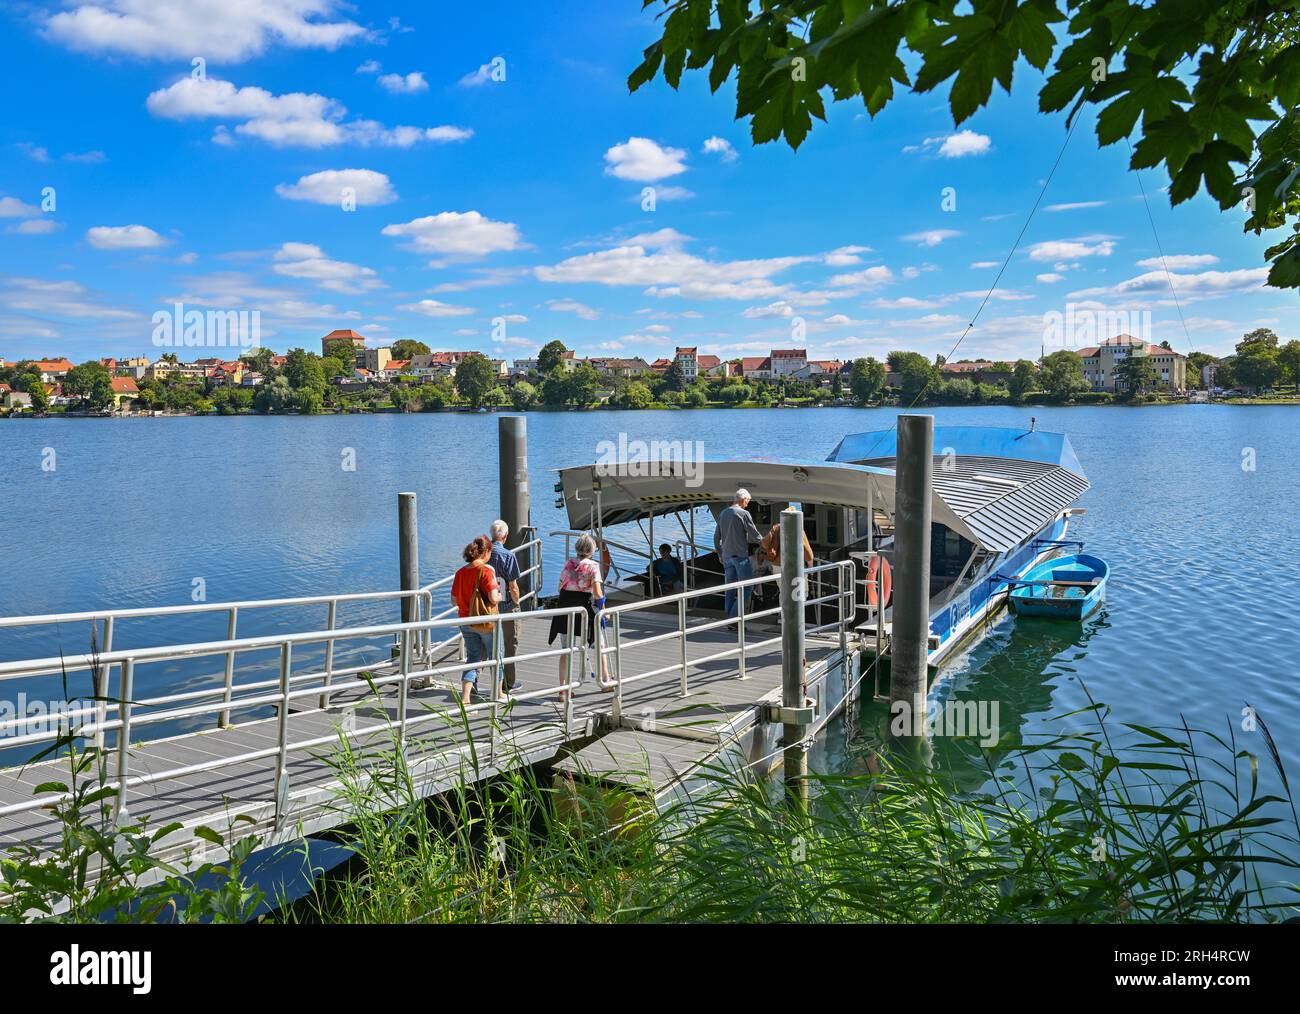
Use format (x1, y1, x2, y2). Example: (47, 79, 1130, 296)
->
(764, 698, 816, 726)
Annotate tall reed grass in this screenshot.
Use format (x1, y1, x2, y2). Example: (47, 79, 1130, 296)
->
(290, 694, 1300, 924)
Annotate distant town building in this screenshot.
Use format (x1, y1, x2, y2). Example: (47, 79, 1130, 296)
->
(1076, 335, 1186, 392)
(769, 349, 808, 377)
(33, 359, 74, 384)
(321, 329, 368, 361)
(938, 361, 1005, 385)
(674, 347, 698, 382)
(109, 376, 139, 412)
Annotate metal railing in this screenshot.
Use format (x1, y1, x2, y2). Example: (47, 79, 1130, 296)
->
(592, 559, 855, 726)
(0, 605, 588, 829)
(0, 533, 544, 736)
(0, 534, 854, 839)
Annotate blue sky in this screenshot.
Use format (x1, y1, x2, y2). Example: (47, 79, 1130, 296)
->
(1, 0, 1294, 366)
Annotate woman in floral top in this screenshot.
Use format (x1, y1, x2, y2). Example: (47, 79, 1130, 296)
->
(547, 534, 611, 703)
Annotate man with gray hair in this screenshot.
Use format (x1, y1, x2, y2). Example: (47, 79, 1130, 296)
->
(714, 488, 762, 618)
(488, 520, 522, 690)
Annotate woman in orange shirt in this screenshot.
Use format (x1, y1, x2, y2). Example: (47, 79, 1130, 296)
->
(451, 535, 503, 705)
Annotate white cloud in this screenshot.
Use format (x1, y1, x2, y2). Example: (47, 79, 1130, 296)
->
(1027, 237, 1115, 261)
(702, 136, 738, 163)
(86, 224, 168, 249)
(275, 168, 397, 205)
(272, 241, 382, 293)
(0, 196, 41, 218)
(18, 143, 50, 162)
(1068, 267, 1271, 301)
(873, 296, 937, 310)
(1045, 201, 1107, 212)
(378, 71, 427, 94)
(903, 229, 960, 247)
(147, 76, 471, 148)
(1036, 273, 1065, 284)
(642, 185, 694, 202)
(399, 299, 476, 317)
(906, 130, 992, 158)
(1, 275, 139, 320)
(459, 59, 504, 87)
(168, 271, 362, 321)
(43, 0, 367, 62)
(970, 260, 999, 269)
(823, 313, 867, 326)
(828, 266, 894, 289)
(604, 137, 688, 182)
(823, 245, 872, 267)
(9, 218, 60, 235)
(743, 301, 796, 319)
(1135, 253, 1219, 270)
(382, 211, 523, 261)
(642, 324, 671, 333)
(546, 298, 599, 320)
(537, 236, 813, 303)
(356, 59, 382, 74)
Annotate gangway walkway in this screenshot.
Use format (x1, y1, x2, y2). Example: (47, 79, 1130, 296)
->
(0, 557, 857, 879)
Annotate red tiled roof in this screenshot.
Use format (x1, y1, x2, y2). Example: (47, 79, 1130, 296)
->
(0, 384, 11, 394)
(771, 349, 806, 358)
(323, 329, 367, 341)
(675, 346, 698, 356)
(741, 357, 771, 372)
(387, 360, 410, 370)
(697, 354, 721, 368)
(35, 359, 74, 373)
(110, 376, 138, 394)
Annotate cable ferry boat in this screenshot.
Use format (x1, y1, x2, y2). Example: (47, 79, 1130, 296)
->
(552, 424, 1093, 673)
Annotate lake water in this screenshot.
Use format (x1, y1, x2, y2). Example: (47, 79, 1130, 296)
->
(1, 406, 1296, 797)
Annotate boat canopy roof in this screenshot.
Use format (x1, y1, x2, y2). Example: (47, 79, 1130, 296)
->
(555, 457, 983, 546)
(556, 426, 1091, 554)
(827, 425, 1086, 475)
(825, 425, 1090, 552)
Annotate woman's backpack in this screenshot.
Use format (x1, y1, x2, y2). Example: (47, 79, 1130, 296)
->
(468, 563, 499, 634)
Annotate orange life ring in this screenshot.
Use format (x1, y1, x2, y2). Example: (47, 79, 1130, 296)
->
(866, 555, 892, 607)
(600, 543, 613, 577)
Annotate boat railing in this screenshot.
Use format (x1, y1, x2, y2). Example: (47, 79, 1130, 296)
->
(0, 604, 590, 829)
(592, 559, 855, 725)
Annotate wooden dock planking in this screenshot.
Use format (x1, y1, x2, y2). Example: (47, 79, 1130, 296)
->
(0, 609, 846, 871)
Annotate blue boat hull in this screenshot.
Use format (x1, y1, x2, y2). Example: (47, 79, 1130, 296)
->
(1009, 554, 1107, 621)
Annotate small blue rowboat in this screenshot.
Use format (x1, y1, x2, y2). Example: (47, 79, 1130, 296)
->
(1008, 554, 1108, 620)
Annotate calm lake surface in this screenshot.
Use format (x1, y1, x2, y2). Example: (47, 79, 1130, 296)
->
(1, 406, 1296, 796)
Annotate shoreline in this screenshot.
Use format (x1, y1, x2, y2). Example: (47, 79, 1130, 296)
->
(4, 397, 1297, 419)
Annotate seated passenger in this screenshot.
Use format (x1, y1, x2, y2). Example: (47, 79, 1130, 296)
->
(652, 543, 681, 594)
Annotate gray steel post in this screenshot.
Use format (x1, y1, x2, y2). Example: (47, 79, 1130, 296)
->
(780, 507, 808, 810)
(890, 414, 933, 751)
(398, 492, 419, 625)
(498, 415, 531, 601)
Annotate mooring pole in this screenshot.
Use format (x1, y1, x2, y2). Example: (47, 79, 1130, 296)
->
(398, 492, 419, 625)
(890, 415, 933, 754)
(498, 416, 531, 600)
(779, 506, 809, 810)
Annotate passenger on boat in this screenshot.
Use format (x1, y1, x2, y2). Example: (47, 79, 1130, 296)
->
(714, 489, 763, 619)
(451, 535, 505, 705)
(759, 522, 814, 568)
(488, 520, 521, 691)
(547, 534, 612, 704)
(652, 543, 681, 595)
